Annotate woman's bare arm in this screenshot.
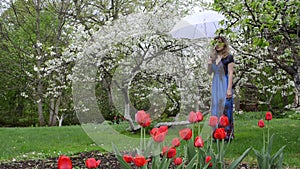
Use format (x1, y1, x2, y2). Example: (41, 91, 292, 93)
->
(226, 62, 234, 98)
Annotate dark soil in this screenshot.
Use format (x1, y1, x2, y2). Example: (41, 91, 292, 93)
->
(0, 151, 124, 169)
(0, 150, 255, 169)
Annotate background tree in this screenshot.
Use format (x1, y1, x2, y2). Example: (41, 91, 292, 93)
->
(0, 0, 74, 126)
(0, 0, 206, 127)
(68, 1, 211, 130)
(5, 0, 297, 126)
(213, 0, 300, 112)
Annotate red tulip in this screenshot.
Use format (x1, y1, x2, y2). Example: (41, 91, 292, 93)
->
(133, 155, 148, 167)
(209, 116, 218, 127)
(174, 157, 183, 165)
(85, 158, 101, 169)
(152, 131, 167, 143)
(162, 146, 176, 158)
(194, 136, 204, 148)
(150, 127, 159, 135)
(158, 125, 168, 133)
(58, 155, 72, 169)
(213, 128, 226, 140)
(171, 137, 180, 147)
(135, 110, 151, 127)
(123, 155, 133, 163)
(258, 119, 265, 128)
(179, 128, 192, 140)
(150, 126, 168, 135)
(196, 111, 203, 122)
(168, 147, 176, 158)
(219, 115, 229, 127)
(162, 146, 168, 155)
(188, 111, 198, 123)
(150, 126, 168, 143)
(205, 156, 213, 167)
(265, 111, 272, 121)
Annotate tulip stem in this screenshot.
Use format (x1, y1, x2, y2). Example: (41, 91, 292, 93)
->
(140, 127, 143, 151)
(218, 139, 220, 164)
(210, 135, 213, 151)
(184, 141, 188, 159)
(263, 127, 265, 154)
(144, 128, 146, 151)
(220, 139, 225, 168)
(198, 123, 200, 136)
(197, 148, 202, 168)
(267, 121, 270, 145)
(193, 123, 195, 140)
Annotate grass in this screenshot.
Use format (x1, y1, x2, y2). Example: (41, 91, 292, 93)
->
(0, 126, 103, 161)
(0, 112, 299, 168)
(226, 118, 300, 168)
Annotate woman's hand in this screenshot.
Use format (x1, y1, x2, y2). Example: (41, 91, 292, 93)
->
(226, 89, 232, 98)
(208, 58, 213, 64)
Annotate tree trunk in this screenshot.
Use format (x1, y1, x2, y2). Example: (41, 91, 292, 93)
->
(48, 96, 61, 126)
(58, 116, 63, 127)
(267, 93, 274, 111)
(57, 114, 65, 127)
(53, 96, 61, 125)
(35, 0, 45, 126)
(105, 78, 116, 117)
(122, 87, 139, 131)
(282, 90, 288, 107)
(292, 57, 300, 108)
(49, 98, 55, 126)
(293, 88, 299, 107)
(37, 96, 45, 126)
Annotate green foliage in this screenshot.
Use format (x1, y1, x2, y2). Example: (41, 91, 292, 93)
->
(112, 143, 132, 169)
(1, 116, 299, 167)
(202, 139, 251, 169)
(213, 0, 299, 113)
(0, 0, 75, 126)
(0, 0, 298, 129)
(0, 91, 37, 127)
(253, 133, 286, 169)
(227, 148, 252, 169)
(288, 112, 300, 120)
(184, 155, 197, 169)
(95, 83, 116, 121)
(129, 71, 180, 117)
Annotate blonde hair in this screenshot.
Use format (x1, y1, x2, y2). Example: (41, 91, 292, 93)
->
(210, 36, 230, 60)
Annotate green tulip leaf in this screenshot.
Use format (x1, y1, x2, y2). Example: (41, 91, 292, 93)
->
(253, 148, 263, 167)
(267, 134, 275, 154)
(187, 140, 196, 161)
(151, 155, 160, 169)
(158, 156, 172, 169)
(112, 143, 132, 169)
(185, 154, 197, 169)
(270, 145, 286, 165)
(228, 147, 252, 169)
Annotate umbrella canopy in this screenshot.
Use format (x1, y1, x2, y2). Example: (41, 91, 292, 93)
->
(170, 10, 226, 39)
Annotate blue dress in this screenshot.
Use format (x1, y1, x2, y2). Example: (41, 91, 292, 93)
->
(211, 54, 234, 139)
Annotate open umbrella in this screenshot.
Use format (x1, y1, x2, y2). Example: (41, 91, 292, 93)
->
(169, 10, 226, 39)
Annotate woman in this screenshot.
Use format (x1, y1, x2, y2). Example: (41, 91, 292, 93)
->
(207, 36, 234, 140)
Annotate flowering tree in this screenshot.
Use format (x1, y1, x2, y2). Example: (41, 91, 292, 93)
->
(0, 0, 75, 126)
(213, 0, 300, 110)
(0, 0, 209, 126)
(69, 1, 213, 130)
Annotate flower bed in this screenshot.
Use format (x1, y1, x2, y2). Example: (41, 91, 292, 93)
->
(0, 150, 255, 169)
(1, 111, 286, 169)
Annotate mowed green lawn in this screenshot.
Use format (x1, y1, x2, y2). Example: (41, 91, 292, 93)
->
(0, 113, 299, 168)
(0, 126, 102, 161)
